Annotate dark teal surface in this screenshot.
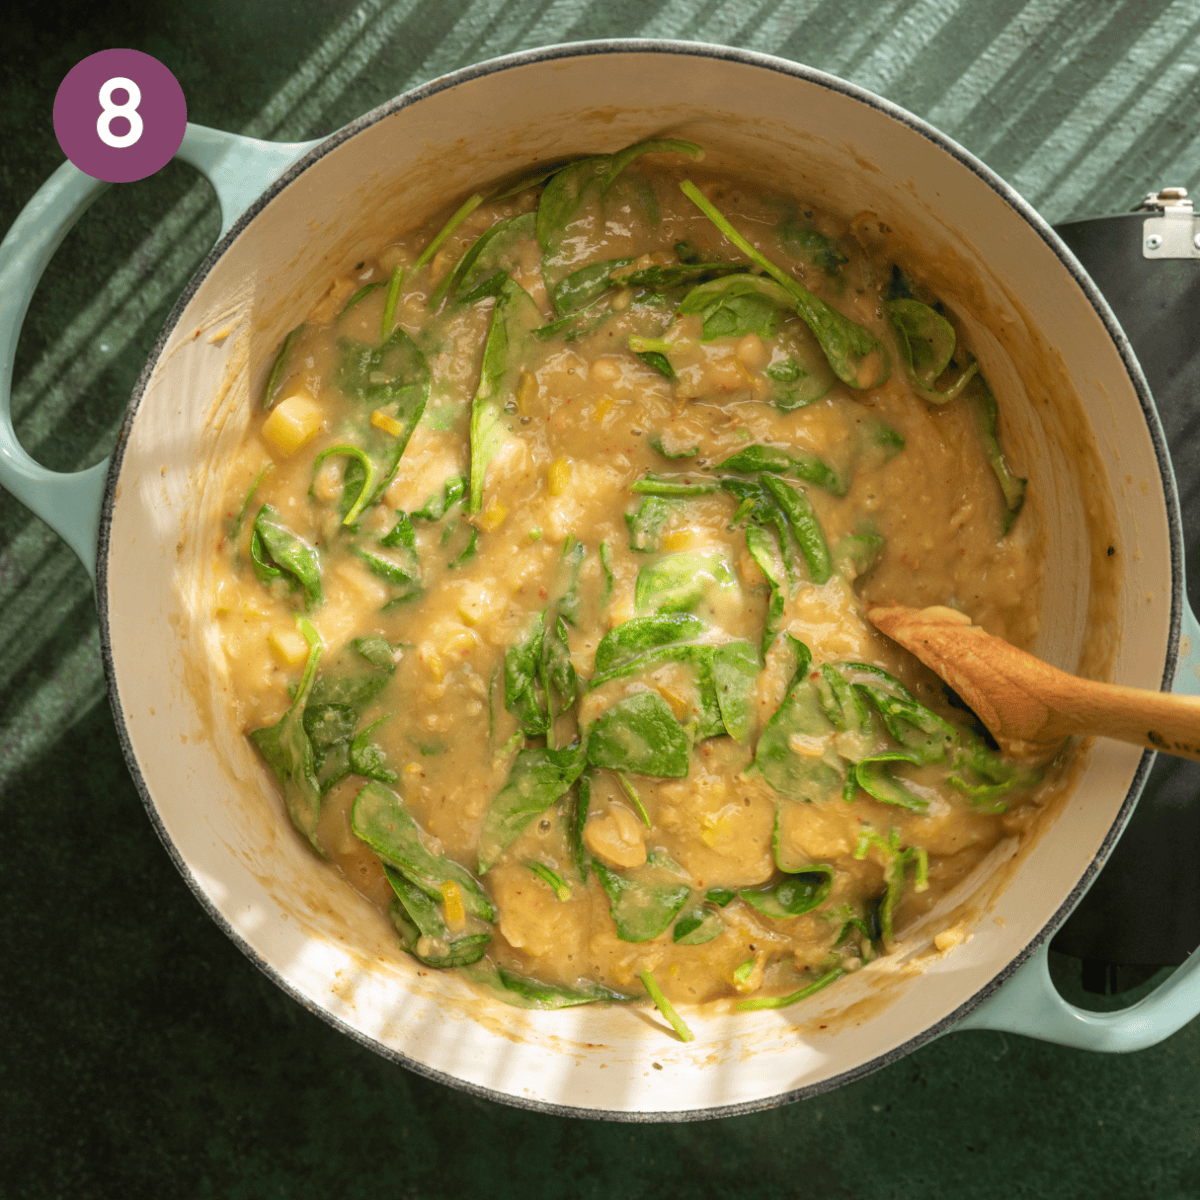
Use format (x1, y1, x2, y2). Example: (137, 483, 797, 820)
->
(4, 2, 1200, 1195)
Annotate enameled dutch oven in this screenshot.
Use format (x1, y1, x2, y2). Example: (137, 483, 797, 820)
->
(4, 42, 1200, 1121)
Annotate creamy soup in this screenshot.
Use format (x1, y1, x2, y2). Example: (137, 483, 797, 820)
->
(211, 140, 1051, 1029)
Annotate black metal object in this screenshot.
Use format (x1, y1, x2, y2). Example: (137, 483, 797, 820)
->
(1049, 206, 1200, 991)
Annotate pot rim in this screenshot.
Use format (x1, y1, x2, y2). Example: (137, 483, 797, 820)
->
(95, 37, 1180, 1122)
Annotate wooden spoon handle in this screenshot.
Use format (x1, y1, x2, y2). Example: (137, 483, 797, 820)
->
(868, 605, 1200, 762)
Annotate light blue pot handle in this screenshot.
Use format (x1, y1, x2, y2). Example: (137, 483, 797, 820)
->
(957, 598, 1200, 1050)
(0, 123, 320, 582)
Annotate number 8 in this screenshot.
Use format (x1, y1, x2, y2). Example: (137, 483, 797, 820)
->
(97, 76, 144, 149)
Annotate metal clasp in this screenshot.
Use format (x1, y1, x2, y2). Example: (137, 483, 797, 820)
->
(1137, 188, 1200, 260)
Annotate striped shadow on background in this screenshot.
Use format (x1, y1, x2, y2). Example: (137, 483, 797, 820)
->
(1, 0, 1197, 792)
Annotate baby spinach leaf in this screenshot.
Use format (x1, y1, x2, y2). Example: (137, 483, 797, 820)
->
(312, 444, 378, 527)
(553, 538, 587, 627)
(705, 887, 737, 907)
(837, 661, 916, 702)
(772, 804, 809, 873)
(853, 826, 929, 946)
(885, 298, 955, 386)
(946, 774, 1015, 813)
(533, 295, 614, 343)
(853, 684, 957, 765)
(380, 511, 417, 556)
(629, 473, 716, 498)
(735, 965, 845, 1011)
(410, 475, 467, 523)
(814, 663, 871, 737)
(760, 474, 833, 585)
(767, 369, 828, 413)
(790, 286, 887, 387)
(250, 505, 322, 608)
(619, 261, 747, 291)
(527, 861, 571, 901)
(553, 256, 634, 315)
(590, 624, 723, 743)
(447, 526, 478, 569)
(744, 524, 787, 655)
(778, 214, 848, 276)
(385, 865, 445, 939)
(672, 903, 724, 945)
(461, 962, 633, 1008)
(585, 691, 690, 778)
(678, 274, 791, 341)
(721, 477, 800, 587)
(415, 192, 484, 273)
(568, 772, 592, 882)
(490, 160, 574, 202)
(625, 494, 672, 553)
(336, 324, 429, 415)
(853, 752, 929, 811)
(249, 617, 325, 854)
(593, 852, 691, 943)
(885, 297, 979, 403)
(754, 640, 844, 803)
(261, 323, 305, 410)
(476, 742, 588, 872)
(858, 417, 906, 466)
(628, 338, 679, 381)
(834, 531, 885, 580)
(380, 263, 404, 341)
(505, 612, 549, 737)
(965, 373, 1026, 533)
(615, 771, 652, 827)
(593, 613, 709, 676)
(388, 901, 492, 969)
(608, 168, 661, 229)
(352, 634, 397, 672)
(334, 325, 431, 505)
(544, 614, 578, 716)
(352, 781, 496, 920)
(384, 866, 491, 968)
(308, 670, 390, 711)
(431, 211, 537, 308)
(352, 545, 421, 606)
(649, 434, 699, 460)
(349, 716, 397, 783)
(834, 909, 878, 954)
(711, 640, 759, 744)
(229, 463, 273, 541)
(763, 325, 839, 411)
(681, 181, 888, 389)
(339, 280, 386, 318)
(599, 540, 615, 604)
(766, 357, 804, 383)
(537, 139, 704, 297)
(634, 551, 739, 616)
(304, 702, 357, 793)
(739, 866, 833, 919)
(717, 444, 846, 497)
(947, 733, 1041, 813)
(469, 278, 542, 512)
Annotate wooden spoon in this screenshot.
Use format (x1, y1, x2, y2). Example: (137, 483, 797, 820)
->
(867, 604, 1200, 764)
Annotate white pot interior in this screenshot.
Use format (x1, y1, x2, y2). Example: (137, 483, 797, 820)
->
(100, 47, 1170, 1116)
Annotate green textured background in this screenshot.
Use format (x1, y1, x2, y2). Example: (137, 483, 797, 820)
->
(4, 2, 1200, 1196)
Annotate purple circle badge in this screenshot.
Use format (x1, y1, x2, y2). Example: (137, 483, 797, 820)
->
(53, 49, 187, 183)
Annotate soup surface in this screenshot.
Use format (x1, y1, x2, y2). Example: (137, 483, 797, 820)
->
(211, 140, 1051, 1023)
